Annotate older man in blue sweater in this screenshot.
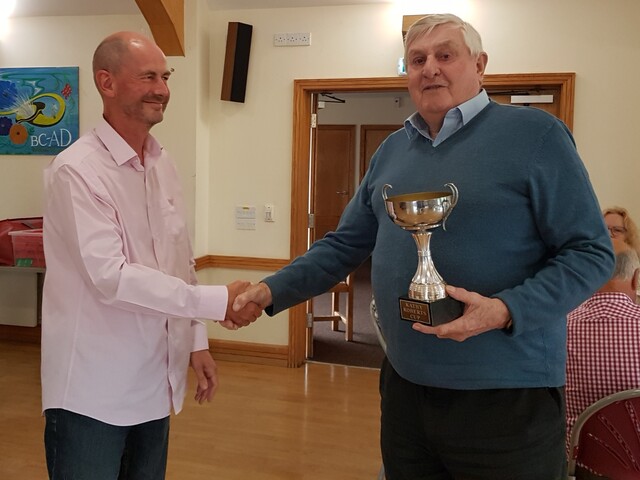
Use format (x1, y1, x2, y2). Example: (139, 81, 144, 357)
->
(234, 13, 613, 479)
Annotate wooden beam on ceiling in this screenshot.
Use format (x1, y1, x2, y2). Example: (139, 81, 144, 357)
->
(134, 0, 185, 56)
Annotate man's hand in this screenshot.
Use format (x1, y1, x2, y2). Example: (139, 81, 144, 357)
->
(219, 280, 263, 330)
(233, 282, 273, 313)
(412, 285, 512, 342)
(190, 349, 218, 404)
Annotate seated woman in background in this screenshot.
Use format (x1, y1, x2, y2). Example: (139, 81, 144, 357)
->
(603, 206, 640, 253)
(603, 206, 640, 303)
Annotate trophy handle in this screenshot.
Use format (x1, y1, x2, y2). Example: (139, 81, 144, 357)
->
(382, 183, 393, 201)
(441, 183, 458, 232)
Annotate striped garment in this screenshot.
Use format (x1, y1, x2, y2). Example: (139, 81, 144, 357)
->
(566, 291, 640, 447)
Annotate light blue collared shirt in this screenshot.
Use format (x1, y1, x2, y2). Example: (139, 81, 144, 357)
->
(405, 89, 490, 147)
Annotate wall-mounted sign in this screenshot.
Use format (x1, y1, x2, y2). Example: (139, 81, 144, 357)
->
(0, 67, 79, 155)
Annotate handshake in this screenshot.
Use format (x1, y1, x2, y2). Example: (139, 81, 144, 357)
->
(220, 280, 273, 330)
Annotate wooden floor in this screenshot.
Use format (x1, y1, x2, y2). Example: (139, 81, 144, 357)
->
(0, 340, 382, 479)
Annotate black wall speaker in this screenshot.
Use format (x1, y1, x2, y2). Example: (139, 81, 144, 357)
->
(220, 22, 253, 103)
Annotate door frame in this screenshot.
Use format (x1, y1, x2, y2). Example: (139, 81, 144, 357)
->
(286, 73, 575, 367)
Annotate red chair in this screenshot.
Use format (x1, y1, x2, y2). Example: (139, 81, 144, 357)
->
(567, 389, 640, 480)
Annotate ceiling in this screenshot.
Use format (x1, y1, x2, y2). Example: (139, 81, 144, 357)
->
(11, 0, 391, 18)
(11, 0, 139, 17)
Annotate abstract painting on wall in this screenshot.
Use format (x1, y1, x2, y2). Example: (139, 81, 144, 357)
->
(0, 67, 79, 155)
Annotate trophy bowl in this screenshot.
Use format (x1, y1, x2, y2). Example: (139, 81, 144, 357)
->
(383, 189, 456, 231)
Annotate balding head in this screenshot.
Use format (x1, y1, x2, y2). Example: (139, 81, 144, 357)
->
(92, 32, 162, 84)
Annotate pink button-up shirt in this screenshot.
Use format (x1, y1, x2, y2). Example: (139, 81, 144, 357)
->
(42, 119, 227, 426)
(566, 291, 640, 446)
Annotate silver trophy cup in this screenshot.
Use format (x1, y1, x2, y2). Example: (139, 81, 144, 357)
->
(382, 183, 463, 325)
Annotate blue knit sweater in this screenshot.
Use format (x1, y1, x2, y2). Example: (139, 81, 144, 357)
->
(265, 101, 614, 389)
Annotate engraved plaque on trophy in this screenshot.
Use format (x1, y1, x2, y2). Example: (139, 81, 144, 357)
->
(382, 183, 464, 326)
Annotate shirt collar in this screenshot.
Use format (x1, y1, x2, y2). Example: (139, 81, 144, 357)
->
(93, 118, 163, 170)
(404, 89, 490, 145)
(584, 291, 638, 306)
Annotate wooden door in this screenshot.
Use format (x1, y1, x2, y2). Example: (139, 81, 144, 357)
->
(360, 124, 403, 181)
(311, 124, 356, 242)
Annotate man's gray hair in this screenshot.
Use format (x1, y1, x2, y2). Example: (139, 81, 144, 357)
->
(404, 13, 484, 59)
(613, 249, 640, 281)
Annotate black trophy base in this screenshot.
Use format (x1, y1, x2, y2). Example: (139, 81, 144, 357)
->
(398, 296, 464, 326)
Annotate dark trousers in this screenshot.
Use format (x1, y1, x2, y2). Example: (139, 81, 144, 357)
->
(379, 358, 567, 480)
(44, 409, 170, 480)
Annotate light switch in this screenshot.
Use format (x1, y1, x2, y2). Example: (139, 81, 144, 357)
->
(264, 204, 275, 222)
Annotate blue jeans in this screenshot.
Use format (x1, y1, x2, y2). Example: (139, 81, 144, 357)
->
(44, 409, 170, 480)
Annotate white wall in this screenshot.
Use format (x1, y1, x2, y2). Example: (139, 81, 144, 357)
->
(204, 0, 640, 344)
(475, 0, 640, 209)
(203, 3, 406, 344)
(0, 0, 208, 237)
(0, 16, 151, 327)
(0, 16, 149, 219)
(206, 4, 403, 261)
(2, 0, 639, 340)
(206, 1, 640, 252)
(0, 1, 210, 326)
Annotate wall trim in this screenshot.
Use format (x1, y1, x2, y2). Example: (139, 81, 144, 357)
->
(0, 325, 290, 367)
(0, 324, 40, 344)
(195, 255, 289, 271)
(209, 338, 288, 367)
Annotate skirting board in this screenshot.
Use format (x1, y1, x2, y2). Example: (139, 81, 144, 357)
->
(209, 338, 288, 367)
(0, 324, 288, 367)
(0, 324, 41, 343)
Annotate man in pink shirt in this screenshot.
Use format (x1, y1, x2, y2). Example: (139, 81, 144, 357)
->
(566, 239, 640, 452)
(42, 31, 259, 479)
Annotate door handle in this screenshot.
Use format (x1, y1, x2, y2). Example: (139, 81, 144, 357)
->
(336, 191, 348, 195)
